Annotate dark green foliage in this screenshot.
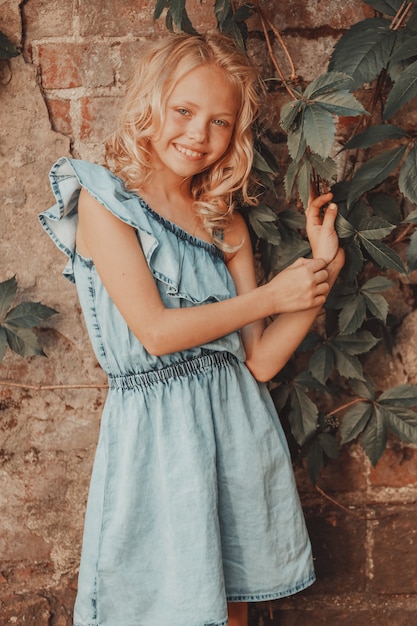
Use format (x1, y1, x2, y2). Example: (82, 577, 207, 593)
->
(0, 32, 20, 59)
(154, 0, 417, 482)
(0, 277, 57, 361)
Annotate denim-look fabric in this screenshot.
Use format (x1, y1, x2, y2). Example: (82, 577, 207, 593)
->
(39, 158, 315, 626)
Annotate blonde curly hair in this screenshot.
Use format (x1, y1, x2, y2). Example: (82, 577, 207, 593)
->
(106, 32, 263, 250)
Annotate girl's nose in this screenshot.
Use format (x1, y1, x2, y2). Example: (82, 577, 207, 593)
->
(187, 119, 207, 143)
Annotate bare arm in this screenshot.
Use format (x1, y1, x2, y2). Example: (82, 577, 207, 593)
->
(76, 188, 330, 357)
(226, 196, 345, 382)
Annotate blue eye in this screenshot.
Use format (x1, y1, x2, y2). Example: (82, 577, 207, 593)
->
(213, 119, 227, 127)
(177, 108, 190, 116)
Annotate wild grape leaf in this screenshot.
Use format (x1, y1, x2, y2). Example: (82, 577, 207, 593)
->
(334, 330, 380, 355)
(347, 145, 407, 208)
(295, 158, 311, 209)
(4, 302, 57, 328)
(308, 153, 338, 183)
(360, 406, 388, 466)
(304, 71, 355, 98)
(406, 230, 417, 271)
(381, 406, 417, 443)
(379, 384, 417, 407)
(5, 327, 45, 358)
(288, 385, 318, 446)
(390, 33, 417, 63)
(287, 124, 306, 163)
(313, 91, 368, 117)
(338, 295, 367, 335)
(360, 238, 406, 273)
(153, 0, 168, 18)
(364, 0, 405, 16)
(363, 292, 389, 322)
(384, 59, 417, 120)
(280, 99, 304, 132)
(332, 346, 366, 380)
(357, 216, 395, 240)
(328, 18, 396, 88)
(361, 276, 393, 292)
(303, 104, 335, 159)
(0, 276, 18, 321)
(399, 144, 417, 205)
(309, 344, 335, 384)
(0, 327, 7, 362)
(340, 402, 373, 444)
(343, 124, 408, 150)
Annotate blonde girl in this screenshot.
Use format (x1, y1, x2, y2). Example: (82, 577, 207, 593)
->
(40, 32, 344, 626)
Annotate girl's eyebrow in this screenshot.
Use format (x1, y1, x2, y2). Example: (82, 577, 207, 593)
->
(171, 100, 236, 118)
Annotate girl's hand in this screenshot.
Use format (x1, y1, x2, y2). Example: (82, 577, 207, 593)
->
(306, 191, 339, 264)
(267, 257, 330, 314)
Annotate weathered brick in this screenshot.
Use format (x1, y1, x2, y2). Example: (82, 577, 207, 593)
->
(253, 0, 372, 32)
(371, 506, 417, 594)
(22, 0, 74, 39)
(45, 98, 72, 136)
(369, 445, 417, 487)
(79, 0, 156, 36)
(303, 508, 367, 594)
(80, 96, 122, 142)
(37, 43, 115, 90)
(250, 604, 417, 626)
(117, 40, 153, 84)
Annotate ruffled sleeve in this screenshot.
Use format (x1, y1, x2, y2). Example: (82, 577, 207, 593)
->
(39, 158, 233, 306)
(39, 157, 158, 283)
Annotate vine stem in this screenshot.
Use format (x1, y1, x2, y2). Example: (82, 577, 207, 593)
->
(327, 396, 368, 417)
(253, 0, 299, 100)
(315, 485, 373, 520)
(0, 380, 108, 391)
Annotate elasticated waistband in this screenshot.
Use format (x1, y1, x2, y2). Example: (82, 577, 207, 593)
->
(108, 351, 237, 390)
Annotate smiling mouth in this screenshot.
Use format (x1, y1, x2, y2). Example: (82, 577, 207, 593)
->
(174, 143, 204, 159)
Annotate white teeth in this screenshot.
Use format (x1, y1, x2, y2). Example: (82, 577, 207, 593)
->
(176, 144, 202, 158)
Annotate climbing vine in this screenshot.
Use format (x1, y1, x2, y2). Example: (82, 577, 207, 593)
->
(153, 0, 417, 482)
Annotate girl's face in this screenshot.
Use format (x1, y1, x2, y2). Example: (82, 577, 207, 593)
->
(148, 65, 240, 183)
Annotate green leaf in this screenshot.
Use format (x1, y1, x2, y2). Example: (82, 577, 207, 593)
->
(0, 32, 20, 59)
(347, 145, 407, 208)
(4, 302, 57, 329)
(360, 406, 388, 466)
(379, 384, 417, 407)
(343, 124, 409, 150)
(362, 276, 394, 293)
(287, 123, 306, 163)
(308, 153, 338, 183)
(278, 208, 305, 230)
(360, 238, 406, 272)
(284, 160, 299, 199)
(343, 240, 365, 281)
(318, 432, 340, 459)
(0, 276, 18, 321)
(390, 33, 417, 63)
(334, 330, 380, 355)
(332, 346, 366, 380)
(399, 144, 417, 205)
(328, 18, 396, 88)
(153, 0, 168, 19)
(370, 192, 402, 224)
(215, 0, 232, 26)
(340, 402, 373, 444)
(248, 214, 281, 245)
(296, 158, 311, 209)
(363, 292, 389, 322)
(253, 149, 276, 175)
(406, 230, 417, 271)
(309, 344, 335, 384)
(358, 216, 395, 240)
(382, 406, 417, 443)
(364, 0, 406, 16)
(313, 91, 368, 117)
(338, 295, 367, 335)
(303, 105, 335, 159)
(384, 59, 417, 120)
(280, 99, 304, 132)
(335, 213, 356, 239)
(304, 71, 355, 98)
(5, 327, 45, 358)
(0, 327, 7, 362)
(289, 385, 318, 445)
(350, 377, 376, 401)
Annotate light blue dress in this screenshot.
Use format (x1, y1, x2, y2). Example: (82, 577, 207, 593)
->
(39, 157, 315, 626)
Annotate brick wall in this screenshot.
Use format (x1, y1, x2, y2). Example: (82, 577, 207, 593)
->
(1, 1, 416, 624)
